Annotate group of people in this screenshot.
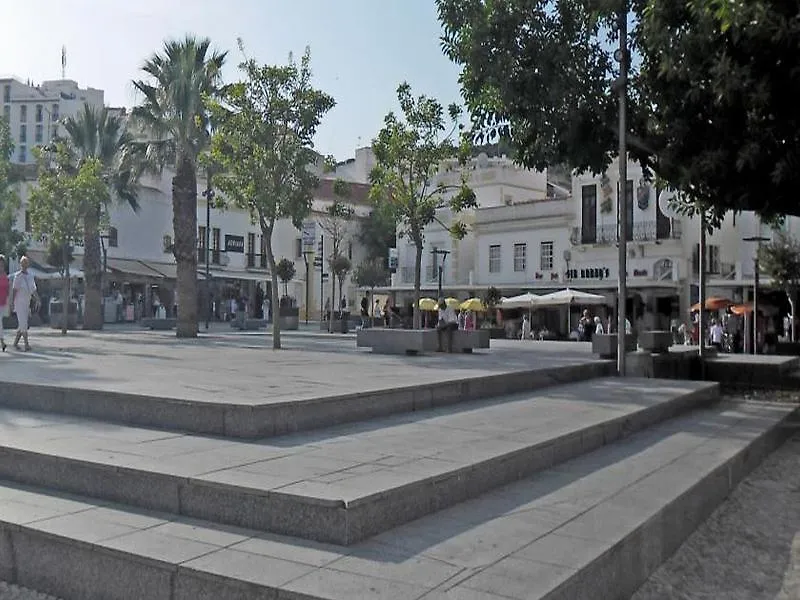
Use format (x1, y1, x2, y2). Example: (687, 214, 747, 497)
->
(0, 256, 40, 352)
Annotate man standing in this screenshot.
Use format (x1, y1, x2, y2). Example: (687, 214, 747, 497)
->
(11, 256, 39, 352)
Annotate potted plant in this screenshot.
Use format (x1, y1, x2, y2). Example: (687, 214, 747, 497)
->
(483, 286, 506, 338)
(328, 254, 352, 332)
(275, 258, 299, 330)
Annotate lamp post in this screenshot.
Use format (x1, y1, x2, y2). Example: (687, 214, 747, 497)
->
(743, 232, 770, 354)
(201, 170, 214, 330)
(613, 1, 629, 376)
(432, 248, 450, 300)
(302, 249, 313, 324)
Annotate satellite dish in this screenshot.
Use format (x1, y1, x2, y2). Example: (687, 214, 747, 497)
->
(658, 189, 680, 219)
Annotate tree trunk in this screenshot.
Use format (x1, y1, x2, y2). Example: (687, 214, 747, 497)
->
(263, 226, 281, 349)
(789, 292, 796, 343)
(82, 205, 103, 330)
(413, 241, 423, 329)
(61, 244, 70, 335)
(172, 157, 199, 338)
(329, 267, 336, 333)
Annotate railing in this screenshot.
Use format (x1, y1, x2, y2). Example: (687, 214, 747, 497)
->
(246, 253, 255, 268)
(582, 219, 682, 245)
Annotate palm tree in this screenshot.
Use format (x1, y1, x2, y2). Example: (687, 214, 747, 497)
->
(63, 104, 139, 330)
(131, 35, 226, 337)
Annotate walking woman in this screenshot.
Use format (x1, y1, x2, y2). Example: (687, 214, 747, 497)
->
(11, 256, 39, 352)
(0, 255, 8, 351)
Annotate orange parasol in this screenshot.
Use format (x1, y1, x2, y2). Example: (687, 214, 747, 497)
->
(690, 297, 734, 312)
(730, 303, 753, 316)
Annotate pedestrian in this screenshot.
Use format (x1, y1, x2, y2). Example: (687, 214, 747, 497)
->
(11, 256, 39, 352)
(436, 298, 458, 352)
(594, 316, 604, 336)
(0, 255, 8, 352)
(360, 295, 369, 328)
(520, 313, 531, 340)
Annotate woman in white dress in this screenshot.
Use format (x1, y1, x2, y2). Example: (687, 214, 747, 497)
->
(11, 256, 39, 352)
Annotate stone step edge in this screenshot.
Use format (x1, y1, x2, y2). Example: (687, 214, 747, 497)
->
(0, 382, 719, 546)
(531, 404, 800, 600)
(0, 361, 612, 439)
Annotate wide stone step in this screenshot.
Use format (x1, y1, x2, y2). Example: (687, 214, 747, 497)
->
(0, 400, 792, 600)
(0, 378, 716, 545)
(0, 361, 611, 438)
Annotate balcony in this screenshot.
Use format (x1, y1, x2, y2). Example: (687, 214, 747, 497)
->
(581, 219, 682, 245)
(246, 253, 255, 268)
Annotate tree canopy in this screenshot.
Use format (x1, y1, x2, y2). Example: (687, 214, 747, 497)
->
(208, 42, 335, 348)
(0, 118, 22, 259)
(369, 82, 476, 327)
(438, 0, 800, 221)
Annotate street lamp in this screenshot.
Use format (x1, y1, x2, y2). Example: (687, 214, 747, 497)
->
(743, 233, 770, 354)
(431, 248, 450, 300)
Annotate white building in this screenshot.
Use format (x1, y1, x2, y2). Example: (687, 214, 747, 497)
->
(1, 77, 105, 165)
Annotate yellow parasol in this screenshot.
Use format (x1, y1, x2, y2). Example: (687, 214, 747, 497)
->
(418, 297, 438, 311)
(445, 297, 461, 308)
(460, 297, 486, 312)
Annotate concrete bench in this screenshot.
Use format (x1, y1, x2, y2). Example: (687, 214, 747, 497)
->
(451, 329, 491, 353)
(141, 318, 176, 330)
(592, 333, 636, 359)
(638, 330, 673, 354)
(356, 329, 438, 355)
(231, 319, 267, 331)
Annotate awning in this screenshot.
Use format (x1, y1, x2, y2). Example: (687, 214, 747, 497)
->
(25, 250, 82, 274)
(205, 269, 270, 282)
(105, 257, 165, 278)
(141, 261, 177, 279)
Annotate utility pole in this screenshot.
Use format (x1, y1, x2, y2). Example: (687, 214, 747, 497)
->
(202, 169, 214, 330)
(318, 236, 325, 325)
(615, 1, 629, 376)
(302, 250, 313, 324)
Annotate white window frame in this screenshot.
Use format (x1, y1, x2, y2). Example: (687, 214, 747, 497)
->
(513, 243, 527, 272)
(540, 241, 554, 271)
(488, 244, 501, 273)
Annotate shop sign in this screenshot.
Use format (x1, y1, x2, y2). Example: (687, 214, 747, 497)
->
(566, 267, 611, 280)
(224, 235, 245, 253)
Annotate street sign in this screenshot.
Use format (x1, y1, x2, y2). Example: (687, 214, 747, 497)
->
(302, 221, 316, 250)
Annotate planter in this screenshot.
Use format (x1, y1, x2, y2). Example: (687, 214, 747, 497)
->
(638, 330, 673, 354)
(279, 306, 299, 331)
(488, 327, 506, 339)
(49, 300, 78, 330)
(592, 333, 636, 359)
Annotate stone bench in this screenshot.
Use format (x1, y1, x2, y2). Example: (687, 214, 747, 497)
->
(451, 329, 491, 353)
(638, 330, 673, 354)
(356, 329, 438, 355)
(592, 333, 637, 359)
(230, 319, 267, 331)
(141, 318, 176, 330)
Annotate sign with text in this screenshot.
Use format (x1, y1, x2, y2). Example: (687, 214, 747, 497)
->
(388, 248, 398, 271)
(302, 222, 316, 249)
(224, 235, 245, 253)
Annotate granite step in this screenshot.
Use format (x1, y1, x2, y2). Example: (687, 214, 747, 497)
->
(0, 378, 716, 545)
(0, 400, 792, 600)
(0, 361, 612, 438)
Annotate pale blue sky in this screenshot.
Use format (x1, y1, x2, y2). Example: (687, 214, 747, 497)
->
(1, 0, 462, 160)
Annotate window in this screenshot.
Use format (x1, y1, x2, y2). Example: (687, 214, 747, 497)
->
(19, 105, 27, 123)
(35, 124, 43, 143)
(24, 211, 31, 233)
(581, 184, 597, 244)
(108, 227, 118, 248)
(19, 124, 26, 143)
(488, 244, 501, 273)
(540, 241, 554, 271)
(212, 227, 221, 265)
(2, 106, 9, 122)
(18, 146, 26, 163)
(259, 235, 267, 268)
(708, 244, 720, 274)
(513, 243, 527, 272)
(51, 104, 59, 122)
(2, 85, 9, 103)
(295, 238, 302, 259)
(50, 125, 58, 139)
(198, 226, 207, 249)
(247, 233, 256, 267)
(617, 179, 634, 238)
(35, 105, 43, 123)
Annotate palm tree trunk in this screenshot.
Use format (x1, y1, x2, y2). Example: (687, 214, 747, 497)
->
(263, 226, 281, 349)
(82, 205, 103, 330)
(61, 244, 71, 336)
(172, 156, 199, 338)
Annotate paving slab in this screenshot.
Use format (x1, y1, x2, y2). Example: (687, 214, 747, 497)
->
(0, 400, 792, 600)
(0, 378, 716, 544)
(0, 330, 611, 437)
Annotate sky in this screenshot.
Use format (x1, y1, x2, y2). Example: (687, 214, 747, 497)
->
(0, 0, 463, 161)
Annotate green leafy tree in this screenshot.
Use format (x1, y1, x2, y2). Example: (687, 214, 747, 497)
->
(357, 201, 396, 265)
(208, 43, 335, 349)
(275, 258, 296, 301)
(369, 82, 476, 328)
(29, 145, 109, 334)
(759, 233, 800, 342)
(132, 35, 227, 338)
(63, 104, 140, 329)
(0, 118, 23, 259)
(353, 258, 390, 315)
(319, 185, 354, 329)
(330, 254, 352, 315)
(438, 0, 800, 223)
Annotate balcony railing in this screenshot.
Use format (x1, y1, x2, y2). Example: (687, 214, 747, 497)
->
(246, 253, 255, 268)
(581, 219, 682, 245)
